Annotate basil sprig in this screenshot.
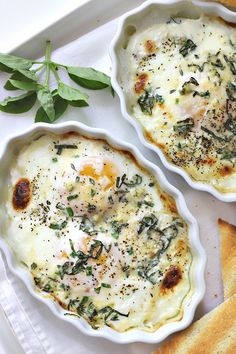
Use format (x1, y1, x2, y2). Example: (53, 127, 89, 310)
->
(0, 41, 113, 122)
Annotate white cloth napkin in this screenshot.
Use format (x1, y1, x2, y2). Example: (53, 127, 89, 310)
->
(0, 253, 50, 354)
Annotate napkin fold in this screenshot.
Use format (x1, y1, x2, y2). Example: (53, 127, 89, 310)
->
(0, 252, 48, 354)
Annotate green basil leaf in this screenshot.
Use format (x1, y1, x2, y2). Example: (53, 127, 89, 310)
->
(37, 87, 55, 122)
(35, 93, 68, 123)
(8, 79, 38, 91)
(0, 63, 13, 73)
(67, 66, 111, 90)
(18, 69, 37, 81)
(0, 53, 33, 70)
(0, 92, 36, 113)
(4, 71, 37, 91)
(69, 100, 89, 107)
(58, 82, 89, 103)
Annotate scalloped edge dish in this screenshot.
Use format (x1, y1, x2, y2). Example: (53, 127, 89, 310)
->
(109, 0, 236, 202)
(0, 121, 206, 343)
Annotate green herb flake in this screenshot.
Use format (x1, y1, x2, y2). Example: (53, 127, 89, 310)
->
(66, 207, 74, 217)
(101, 283, 111, 288)
(86, 266, 93, 276)
(49, 220, 67, 230)
(52, 157, 58, 163)
(89, 177, 95, 185)
(67, 194, 78, 201)
(91, 189, 96, 197)
(55, 144, 78, 155)
(31, 262, 37, 270)
(94, 287, 101, 294)
(138, 90, 164, 115)
(179, 39, 197, 57)
(127, 247, 133, 255)
(43, 284, 51, 293)
(174, 117, 194, 134)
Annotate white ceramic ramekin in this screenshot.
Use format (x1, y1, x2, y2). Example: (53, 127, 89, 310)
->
(109, 0, 236, 202)
(0, 121, 206, 343)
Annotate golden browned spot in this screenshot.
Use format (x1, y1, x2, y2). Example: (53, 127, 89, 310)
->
(54, 296, 67, 310)
(220, 164, 233, 177)
(174, 239, 187, 257)
(134, 73, 148, 94)
(80, 161, 117, 191)
(161, 265, 182, 292)
(145, 39, 157, 54)
(61, 131, 79, 139)
(144, 131, 166, 150)
(12, 178, 31, 210)
(160, 193, 177, 213)
(200, 157, 215, 166)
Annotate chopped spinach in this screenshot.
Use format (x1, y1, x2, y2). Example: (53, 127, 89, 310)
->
(174, 117, 194, 134)
(80, 216, 97, 236)
(180, 77, 199, 95)
(116, 174, 142, 188)
(138, 89, 164, 115)
(193, 90, 210, 98)
(49, 220, 67, 230)
(201, 126, 227, 142)
(224, 55, 236, 75)
(179, 39, 197, 57)
(226, 82, 236, 101)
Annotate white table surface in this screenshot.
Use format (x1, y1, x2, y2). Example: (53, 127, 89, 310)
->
(0, 2, 90, 352)
(0, 0, 90, 53)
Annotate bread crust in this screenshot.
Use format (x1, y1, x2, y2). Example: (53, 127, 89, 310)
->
(152, 295, 236, 354)
(218, 218, 236, 299)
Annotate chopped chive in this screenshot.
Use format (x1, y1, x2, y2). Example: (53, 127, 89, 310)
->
(86, 266, 93, 276)
(91, 189, 96, 197)
(67, 194, 78, 201)
(52, 157, 58, 163)
(66, 207, 74, 217)
(101, 283, 111, 288)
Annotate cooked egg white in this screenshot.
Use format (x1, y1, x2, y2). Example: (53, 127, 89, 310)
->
(120, 15, 236, 194)
(4, 133, 192, 332)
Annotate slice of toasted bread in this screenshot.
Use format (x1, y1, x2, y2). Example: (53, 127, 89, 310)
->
(152, 295, 236, 354)
(218, 219, 236, 299)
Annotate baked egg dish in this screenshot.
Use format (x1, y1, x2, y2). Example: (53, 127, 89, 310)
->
(119, 15, 236, 194)
(4, 132, 192, 332)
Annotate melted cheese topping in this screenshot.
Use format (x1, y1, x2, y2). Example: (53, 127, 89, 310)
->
(120, 15, 236, 194)
(4, 133, 192, 332)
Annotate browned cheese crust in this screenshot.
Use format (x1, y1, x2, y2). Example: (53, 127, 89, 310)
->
(152, 295, 236, 354)
(218, 218, 236, 299)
